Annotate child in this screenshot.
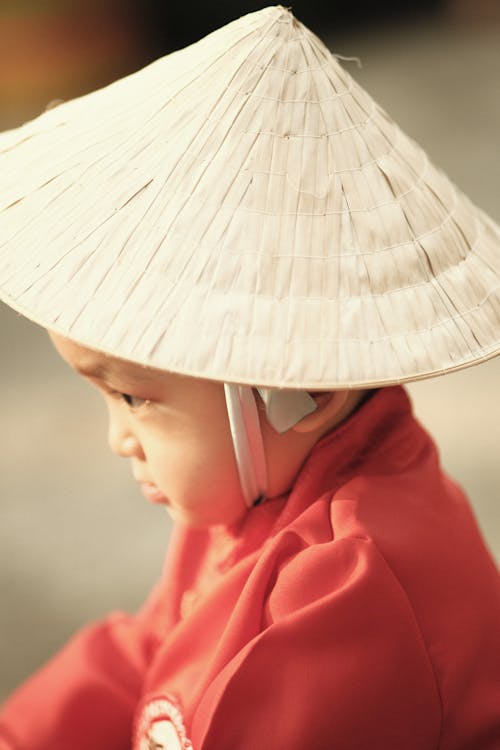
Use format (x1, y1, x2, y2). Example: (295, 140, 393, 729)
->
(0, 5, 499, 749)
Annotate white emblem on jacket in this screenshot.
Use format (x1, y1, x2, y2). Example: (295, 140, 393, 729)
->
(136, 696, 193, 750)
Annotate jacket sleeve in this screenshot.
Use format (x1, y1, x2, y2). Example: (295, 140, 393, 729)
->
(191, 535, 443, 750)
(0, 608, 157, 750)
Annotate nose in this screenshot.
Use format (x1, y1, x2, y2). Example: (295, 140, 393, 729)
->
(107, 406, 145, 460)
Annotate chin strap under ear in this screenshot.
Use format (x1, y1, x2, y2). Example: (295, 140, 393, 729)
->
(223, 384, 317, 508)
(224, 384, 268, 507)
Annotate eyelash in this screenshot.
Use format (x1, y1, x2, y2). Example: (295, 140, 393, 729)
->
(119, 393, 150, 411)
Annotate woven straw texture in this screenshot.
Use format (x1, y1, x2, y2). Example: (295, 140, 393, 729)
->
(0, 5, 499, 388)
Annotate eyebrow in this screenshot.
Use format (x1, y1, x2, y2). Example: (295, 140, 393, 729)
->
(76, 362, 157, 385)
(76, 363, 108, 379)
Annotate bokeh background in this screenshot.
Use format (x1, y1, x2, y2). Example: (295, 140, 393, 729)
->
(1, 0, 499, 700)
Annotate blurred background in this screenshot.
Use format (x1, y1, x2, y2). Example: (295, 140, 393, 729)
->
(1, 0, 499, 700)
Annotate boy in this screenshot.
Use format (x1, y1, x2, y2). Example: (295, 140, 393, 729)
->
(0, 6, 499, 749)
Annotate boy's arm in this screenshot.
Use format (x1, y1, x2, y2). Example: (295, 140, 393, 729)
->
(0, 525, 185, 750)
(0, 610, 155, 750)
(0, 522, 192, 750)
(0, 522, 197, 750)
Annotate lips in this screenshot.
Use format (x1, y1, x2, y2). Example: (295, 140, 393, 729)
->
(139, 482, 168, 505)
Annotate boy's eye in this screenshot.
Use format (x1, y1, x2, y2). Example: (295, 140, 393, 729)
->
(120, 393, 148, 410)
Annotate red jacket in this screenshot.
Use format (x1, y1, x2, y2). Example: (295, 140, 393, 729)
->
(1, 386, 499, 749)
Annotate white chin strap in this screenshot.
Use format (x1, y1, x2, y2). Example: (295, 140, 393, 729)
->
(223, 384, 317, 508)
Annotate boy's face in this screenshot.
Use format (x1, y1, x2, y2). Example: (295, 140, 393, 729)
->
(49, 333, 248, 527)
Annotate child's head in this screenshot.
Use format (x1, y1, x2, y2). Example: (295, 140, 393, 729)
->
(50, 331, 367, 527)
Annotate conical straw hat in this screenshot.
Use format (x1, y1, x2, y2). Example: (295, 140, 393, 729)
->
(0, 5, 499, 388)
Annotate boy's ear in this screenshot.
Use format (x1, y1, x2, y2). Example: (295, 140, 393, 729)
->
(292, 390, 350, 434)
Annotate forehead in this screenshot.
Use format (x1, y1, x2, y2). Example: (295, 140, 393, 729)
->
(48, 332, 160, 384)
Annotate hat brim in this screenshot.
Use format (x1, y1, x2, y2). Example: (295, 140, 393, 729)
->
(1, 6, 499, 388)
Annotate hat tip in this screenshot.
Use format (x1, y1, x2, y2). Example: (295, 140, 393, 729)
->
(269, 5, 296, 20)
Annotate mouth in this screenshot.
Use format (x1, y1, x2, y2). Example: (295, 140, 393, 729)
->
(139, 482, 168, 505)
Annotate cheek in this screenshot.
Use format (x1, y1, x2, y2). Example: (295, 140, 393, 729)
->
(150, 433, 247, 527)
(145, 421, 239, 492)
